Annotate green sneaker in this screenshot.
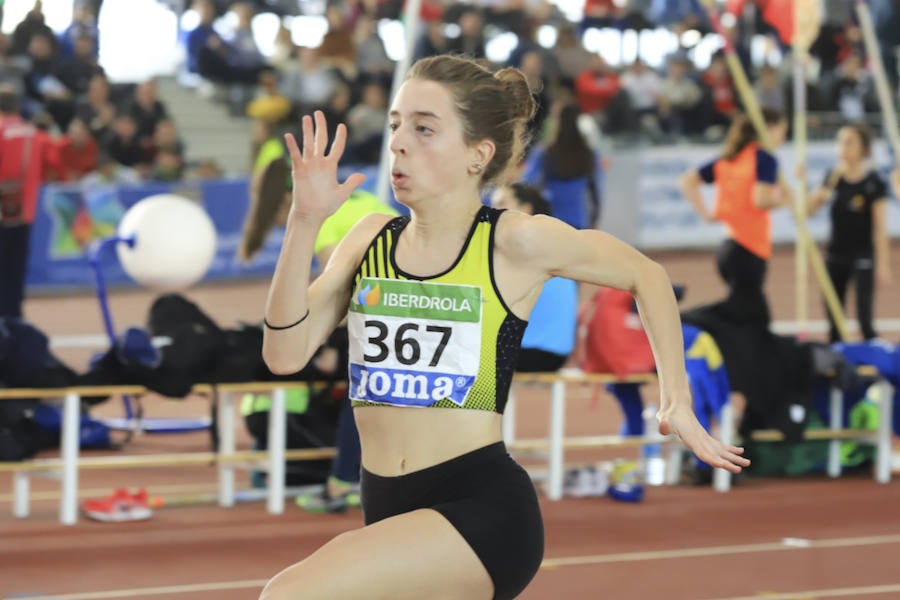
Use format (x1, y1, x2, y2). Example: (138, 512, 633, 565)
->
(296, 479, 361, 514)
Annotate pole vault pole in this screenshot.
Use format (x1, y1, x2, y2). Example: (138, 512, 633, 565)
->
(698, 0, 850, 341)
(376, 0, 424, 204)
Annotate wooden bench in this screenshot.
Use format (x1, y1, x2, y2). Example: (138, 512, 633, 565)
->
(0, 382, 331, 524)
(505, 369, 894, 498)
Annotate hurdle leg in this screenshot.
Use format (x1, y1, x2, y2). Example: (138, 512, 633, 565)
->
(267, 386, 287, 514)
(218, 392, 236, 507)
(875, 379, 894, 484)
(664, 442, 682, 486)
(547, 380, 566, 501)
(503, 386, 517, 447)
(13, 472, 30, 518)
(827, 386, 842, 478)
(713, 401, 734, 492)
(60, 391, 82, 525)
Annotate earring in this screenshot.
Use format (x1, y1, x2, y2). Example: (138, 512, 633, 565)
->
(470, 163, 483, 174)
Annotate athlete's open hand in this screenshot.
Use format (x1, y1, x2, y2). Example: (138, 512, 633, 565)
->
(658, 403, 750, 474)
(285, 110, 366, 222)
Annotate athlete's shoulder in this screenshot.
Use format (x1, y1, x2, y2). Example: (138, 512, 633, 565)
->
(864, 170, 887, 198)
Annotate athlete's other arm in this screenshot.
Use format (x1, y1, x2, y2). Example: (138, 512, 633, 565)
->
(263, 111, 370, 375)
(806, 169, 840, 216)
(497, 212, 750, 473)
(873, 198, 891, 286)
(678, 167, 716, 222)
(752, 150, 785, 210)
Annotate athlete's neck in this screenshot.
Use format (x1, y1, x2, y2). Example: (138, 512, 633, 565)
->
(395, 196, 483, 276)
(407, 196, 483, 244)
(839, 160, 867, 182)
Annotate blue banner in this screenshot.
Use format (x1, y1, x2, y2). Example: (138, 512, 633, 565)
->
(26, 177, 285, 291)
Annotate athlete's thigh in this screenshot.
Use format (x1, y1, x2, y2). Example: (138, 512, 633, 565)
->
(259, 508, 493, 600)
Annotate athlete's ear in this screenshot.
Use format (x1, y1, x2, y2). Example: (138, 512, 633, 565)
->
(470, 139, 496, 174)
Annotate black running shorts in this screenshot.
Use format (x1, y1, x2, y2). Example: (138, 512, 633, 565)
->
(361, 441, 544, 599)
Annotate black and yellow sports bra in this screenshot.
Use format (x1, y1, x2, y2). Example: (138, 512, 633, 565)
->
(347, 206, 526, 414)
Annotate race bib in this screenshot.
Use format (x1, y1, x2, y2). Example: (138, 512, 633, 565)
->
(348, 278, 482, 407)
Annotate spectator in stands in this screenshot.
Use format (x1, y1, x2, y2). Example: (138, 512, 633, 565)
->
(246, 69, 291, 124)
(648, 0, 706, 30)
(831, 52, 874, 122)
(317, 5, 357, 80)
(354, 15, 393, 88)
(226, 2, 267, 73)
(269, 25, 296, 73)
(581, 0, 619, 31)
(150, 118, 185, 166)
(75, 73, 115, 142)
(127, 80, 169, 144)
(224, 2, 269, 113)
(279, 47, 339, 115)
(185, 0, 218, 76)
(0, 87, 60, 319)
(150, 148, 185, 181)
(8, 0, 58, 59)
(104, 112, 147, 171)
(57, 34, 104, 100)
(551, 25, 593, 87)
(702, 53, 737, 137)
(319, 82, 352, 144)
(574, 54, 620, 118)
(522, 102, 599, 228)
(0, 34, 27, 99)
(658, 55, 703, 137)
(445, 7, 486, 60)
(575, 54, 633, 134)
(412, 21, 448, 62)
(753, 64, 786, 113)
(473, 0, 526, 33)
(58, 1, 99, 61)
(345, 81, 387, 165)
(22, 31, 74, 129)
(507, 18, 561, 84)
(187, 0, 265, 88)
(54, 116, 98, 181)
(81, 150, 141, 186)
(519, 50, 550, 146)
(491, 183, 577, 372)
(621, 59, 663, 138)
(872, 0, 900, 89)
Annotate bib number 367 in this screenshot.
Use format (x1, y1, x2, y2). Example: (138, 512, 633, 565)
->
(363, 320, 451, 367)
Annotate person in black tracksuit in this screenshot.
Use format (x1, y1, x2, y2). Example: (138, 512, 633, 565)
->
(808, 124, 892, 343)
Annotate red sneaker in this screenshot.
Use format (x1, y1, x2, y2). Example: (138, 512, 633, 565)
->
(82, 488, 153, 522)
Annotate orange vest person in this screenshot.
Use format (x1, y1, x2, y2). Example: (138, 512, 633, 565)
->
(678, 109, 790, 326)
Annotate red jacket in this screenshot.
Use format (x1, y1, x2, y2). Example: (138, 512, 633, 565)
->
(0, 115, 60, 223)
(575, 69, 620, 113)
(55, 136, 99, 182)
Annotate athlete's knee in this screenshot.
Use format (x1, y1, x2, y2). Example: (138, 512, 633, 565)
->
(258, 531, 364, 600)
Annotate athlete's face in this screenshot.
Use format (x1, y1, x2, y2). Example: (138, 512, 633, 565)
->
(836, 127, 867, 164)
(388, 79, 477, 205)
(767, 120, 788, 148)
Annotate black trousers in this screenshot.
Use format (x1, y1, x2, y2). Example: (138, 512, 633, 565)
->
(0, 223, 31, 319)
(826, 255, 876, 342)
(715, 238, 770, 326)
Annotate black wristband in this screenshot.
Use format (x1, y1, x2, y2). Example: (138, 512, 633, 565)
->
(264, 309, 310, 330)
